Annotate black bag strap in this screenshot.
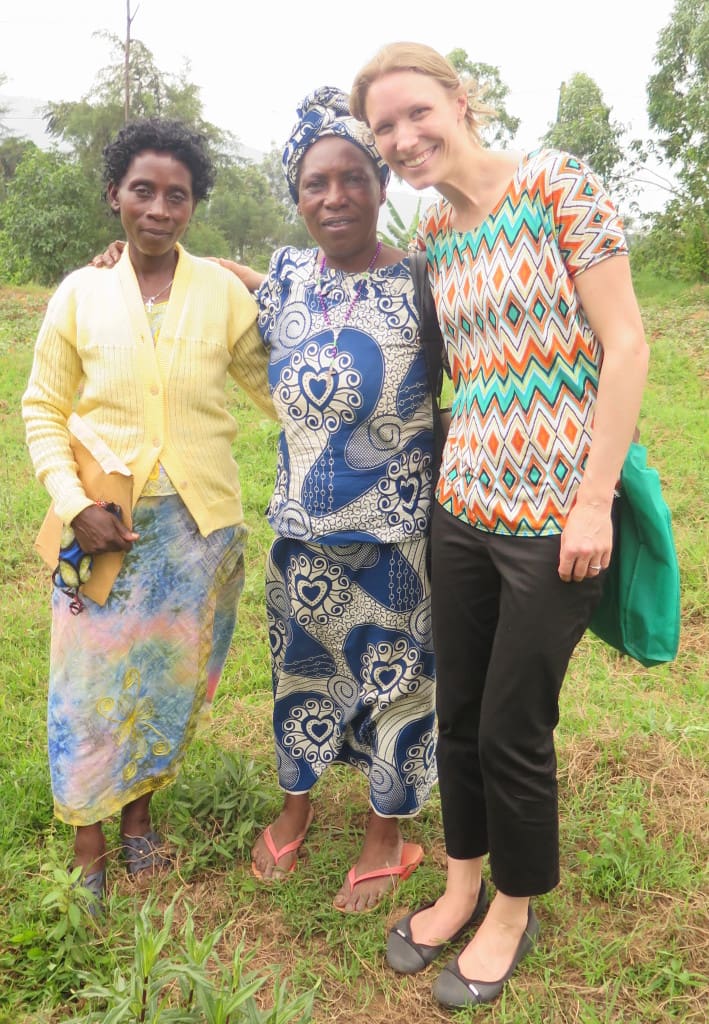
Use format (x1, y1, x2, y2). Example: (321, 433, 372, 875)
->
(409, 250, 444, 401)
(409, 250, 447, 474)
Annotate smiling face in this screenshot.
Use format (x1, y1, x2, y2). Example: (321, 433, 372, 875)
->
(107, 149, 196, 261)
(297, 135, 385, 270)
(365, 70, 468, 190)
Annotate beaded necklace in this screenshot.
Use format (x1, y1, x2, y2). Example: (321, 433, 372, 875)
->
(316, 241, 382, 377)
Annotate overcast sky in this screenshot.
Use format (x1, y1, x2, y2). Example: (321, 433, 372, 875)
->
(1, 0, 677, 212)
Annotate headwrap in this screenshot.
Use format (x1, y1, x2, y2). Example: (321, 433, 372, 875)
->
(282, 85, 391, 202)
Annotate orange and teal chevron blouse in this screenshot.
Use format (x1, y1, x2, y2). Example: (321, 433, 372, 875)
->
(418, 148, 628, 537)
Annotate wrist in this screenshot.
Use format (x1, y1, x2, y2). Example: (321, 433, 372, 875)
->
(573, 488, 615, 514)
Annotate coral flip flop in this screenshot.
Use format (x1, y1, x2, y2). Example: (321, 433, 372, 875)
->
(334, 842, 424, 912)
(251, 810, 314, 880)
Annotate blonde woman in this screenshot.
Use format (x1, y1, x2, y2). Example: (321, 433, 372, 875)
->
(351, 43, 648, 1007)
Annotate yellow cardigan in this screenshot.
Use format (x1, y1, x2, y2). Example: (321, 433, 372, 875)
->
(23, 244, 276, 535)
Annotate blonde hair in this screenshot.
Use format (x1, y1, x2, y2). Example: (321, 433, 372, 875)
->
(350, 41, 493, 143)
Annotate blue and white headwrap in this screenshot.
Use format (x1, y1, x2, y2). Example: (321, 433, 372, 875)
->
(282, 85, 391, 203)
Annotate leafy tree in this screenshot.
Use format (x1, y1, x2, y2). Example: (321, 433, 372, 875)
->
(205, 163, 291, 269)
(447, 49, 521, 145)
(632, 0, 709, 282)
(379, 197, 422, 248)
(0, 148, 113, 285)
(259, 147, 294, 213)
(0, 42, 329, 281)
(647, 0, 708, 207)
(542, 73, 625, 186)
(91, 31, 162, 116)
(630, 200, 708, 282)
(0, 72, 11, 137)
(44, 99, 123, 176)
(258, 146, 312, 248)
(0, 74, 40, 203)
(0, 136, 37, 202)
(183, 207, 230, 258)
(45, 34, 227, 174)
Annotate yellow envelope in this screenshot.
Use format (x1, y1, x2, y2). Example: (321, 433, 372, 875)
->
(34, 415, 134, 606)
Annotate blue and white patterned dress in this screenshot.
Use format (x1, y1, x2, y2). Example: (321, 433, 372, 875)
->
(257, 247, 437, 817)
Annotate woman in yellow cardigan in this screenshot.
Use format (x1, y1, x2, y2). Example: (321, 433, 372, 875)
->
(22, 118, 274, 909)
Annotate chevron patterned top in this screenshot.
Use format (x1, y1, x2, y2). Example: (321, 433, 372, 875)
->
(417, 148, 628, 536)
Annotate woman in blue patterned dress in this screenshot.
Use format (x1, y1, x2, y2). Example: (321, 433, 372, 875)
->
(233, 88, 439, 911)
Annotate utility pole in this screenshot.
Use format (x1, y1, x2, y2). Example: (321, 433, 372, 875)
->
(124, 1, 139, 124)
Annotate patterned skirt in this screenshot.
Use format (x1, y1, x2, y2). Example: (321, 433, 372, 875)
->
(267, 535, 437, 817)
(48, 494, 247, 826)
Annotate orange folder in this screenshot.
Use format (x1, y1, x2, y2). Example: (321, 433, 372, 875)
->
(34, 415, 134, 606)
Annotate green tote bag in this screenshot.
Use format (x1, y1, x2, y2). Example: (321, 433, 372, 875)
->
(589, 443, 681, 667)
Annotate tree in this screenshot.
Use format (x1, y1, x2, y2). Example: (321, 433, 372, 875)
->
(205, 163, 291, 269)
(542, 73, 625, 186)
(44, 34, 228, 174)
(0, 136, 37, 203)
(0, 72, 10, 137)
(379, 197, 422, 248)
(182, 213, 230, 259)
(0, 149, 112, 285)
(632, 0, 709, 282)
(259, 146, 294, 213)
(447, 49, 520, 145)
(258, 146, 312, 248)
(0, 41, 320, 282)
(647, 0, 709, 207)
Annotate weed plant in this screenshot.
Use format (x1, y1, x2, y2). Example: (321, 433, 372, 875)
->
(0, 282, 707, 1023)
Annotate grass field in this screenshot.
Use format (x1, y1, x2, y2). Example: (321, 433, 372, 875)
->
(0, 280, 707, 1023)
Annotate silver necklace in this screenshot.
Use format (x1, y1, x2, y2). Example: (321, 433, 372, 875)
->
(141, 275, 175, 312)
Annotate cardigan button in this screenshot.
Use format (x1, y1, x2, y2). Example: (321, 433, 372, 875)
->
(150, 384, 159, 395)
(152, 437, 161, 447)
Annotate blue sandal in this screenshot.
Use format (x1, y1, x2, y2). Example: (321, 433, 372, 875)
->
(74, 867, 106, 915)
(121, 830, 172, 876)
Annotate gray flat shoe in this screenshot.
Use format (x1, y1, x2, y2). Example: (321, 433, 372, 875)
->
(386, 879, 489, 975)
(121, 829, 172, 876)
(432, 906, 539, 1007)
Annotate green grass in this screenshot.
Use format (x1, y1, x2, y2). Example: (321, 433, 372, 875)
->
(0, 283, 707, 1023)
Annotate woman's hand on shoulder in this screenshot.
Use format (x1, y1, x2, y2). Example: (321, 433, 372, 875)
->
(90, 239, 125, 268)
(209, 257, 265, 292)
(71, 504, 139, 554)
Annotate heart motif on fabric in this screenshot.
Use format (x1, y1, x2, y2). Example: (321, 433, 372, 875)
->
(374, 666, 400, 688)
(302, 370, 334, 408)
(306, 719, 332, 742)
(299, 580, 328, 606)
(397, 476, 420, 510)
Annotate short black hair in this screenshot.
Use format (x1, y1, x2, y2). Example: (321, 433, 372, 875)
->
(102, 118, 215, 202)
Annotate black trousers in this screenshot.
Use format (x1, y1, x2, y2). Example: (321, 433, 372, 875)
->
(431, 504, 605, 897)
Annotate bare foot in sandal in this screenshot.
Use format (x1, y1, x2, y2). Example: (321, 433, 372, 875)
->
(333, 812, 422, 912)
(251, 792, 314, 880)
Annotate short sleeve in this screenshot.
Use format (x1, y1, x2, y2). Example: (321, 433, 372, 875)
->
(256, 247, 289, 344)
(546, 152, 628, 277)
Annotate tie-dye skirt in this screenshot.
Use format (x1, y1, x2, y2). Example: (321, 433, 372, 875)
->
(267, 535, 437, 817)
(47, 494, 246, 826)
